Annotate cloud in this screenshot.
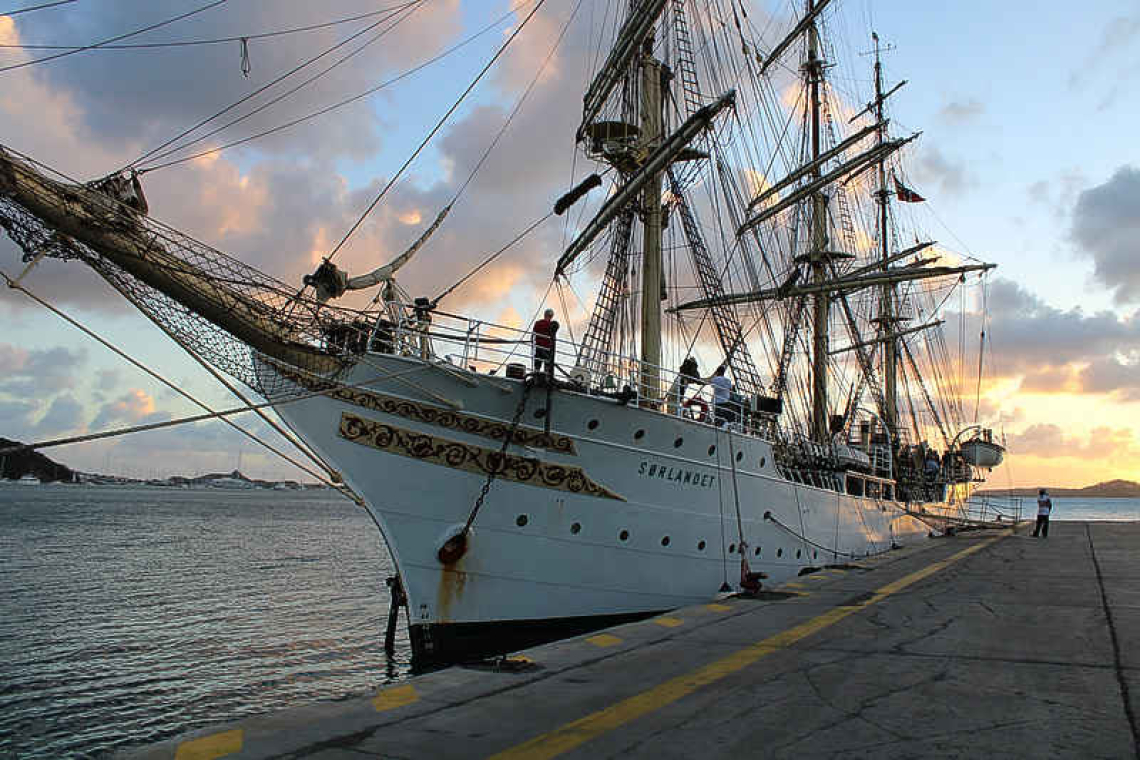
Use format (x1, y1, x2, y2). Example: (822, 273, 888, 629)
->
(960, 278, 1140, 373)
(1069, 14, 1140, 91)
(90, 388, 161, 431)
(911, 144, 970, 197)
(938, 99, 983, 124)
(944, 278, 1140, 403)
(33, 393, 85, 437)
(1075, 357, 1140, 401)
(0, 398, 37, 435)
(1026, 169, 1087, 216)
(1070, 165, 1140, 305)
(95, 368, 120, 392)
(1007, 423, 1139, 462)
(0, 343, 86, 396)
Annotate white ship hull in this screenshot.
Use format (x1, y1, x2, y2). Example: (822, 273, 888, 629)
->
(263, 354, 963, 662)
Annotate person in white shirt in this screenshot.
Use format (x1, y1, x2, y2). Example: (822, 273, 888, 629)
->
(709, 365, 735, 426)
(1033, 488, 1052, 538)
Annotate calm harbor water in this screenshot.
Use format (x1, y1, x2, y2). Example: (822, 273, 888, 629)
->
(0, 484, 406, 759)
(2, 486, 1138, 758)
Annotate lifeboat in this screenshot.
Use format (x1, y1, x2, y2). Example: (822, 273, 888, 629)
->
(960, 433, 1005, 468)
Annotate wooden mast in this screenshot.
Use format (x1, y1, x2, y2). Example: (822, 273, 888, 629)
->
(873, 32, 899, 437)
(807, 0, 830, 443)
(639, 34, 664, 399)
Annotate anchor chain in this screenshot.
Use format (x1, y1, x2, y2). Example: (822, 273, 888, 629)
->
(437, 376, 537, 563)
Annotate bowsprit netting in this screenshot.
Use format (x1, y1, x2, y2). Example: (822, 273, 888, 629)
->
(0, 145, 369, 398)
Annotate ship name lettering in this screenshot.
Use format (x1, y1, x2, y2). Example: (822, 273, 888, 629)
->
(638, 461, 715, 488)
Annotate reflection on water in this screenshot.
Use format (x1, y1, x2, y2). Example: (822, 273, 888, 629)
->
(0, 485, 409, 758)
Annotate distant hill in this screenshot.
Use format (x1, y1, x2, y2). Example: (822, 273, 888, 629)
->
(0, 438, 75, 483)
(978, 480, 1140, 498)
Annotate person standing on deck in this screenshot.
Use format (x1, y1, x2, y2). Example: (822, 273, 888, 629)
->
(665, 356, 711, 417)
(710, 365, 734, 426)
(1033, 488, 1053, 538)
(532, 308, 559, 378)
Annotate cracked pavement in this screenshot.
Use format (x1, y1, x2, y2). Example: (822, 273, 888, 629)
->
(121, 522, 1140, 759)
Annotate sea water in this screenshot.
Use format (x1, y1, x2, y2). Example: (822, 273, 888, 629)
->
(2, 486, 1138, 758)
(0, 484, 406, 759)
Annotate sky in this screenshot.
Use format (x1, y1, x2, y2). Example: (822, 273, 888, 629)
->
(0, 0, 1137, 489)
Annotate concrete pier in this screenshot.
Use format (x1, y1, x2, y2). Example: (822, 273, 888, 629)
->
(123, 521, 1140, 759)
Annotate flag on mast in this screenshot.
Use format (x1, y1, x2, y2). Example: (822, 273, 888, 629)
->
(893, 173, 925, 203)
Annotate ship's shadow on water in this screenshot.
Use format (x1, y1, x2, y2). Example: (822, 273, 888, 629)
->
(0, 485, 412, 759)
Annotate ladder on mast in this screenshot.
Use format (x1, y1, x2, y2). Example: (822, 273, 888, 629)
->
(576, 211, 635, 382)
(668, 171, 764, 399)
(671, 0, 704, 117)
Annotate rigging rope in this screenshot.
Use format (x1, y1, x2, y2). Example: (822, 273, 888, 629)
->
(431, 212, 553, 306)
(136, 3, 422, 170)
(137, 1, 530, 172)
(123, 0, 422, 171)
(323, 0, 549, 263)
(0, 0, 75, 16)
(0, 4, 416, 50)
(0, 357, 432, 463)
(0, 0, 227, 74)
(0, 267, 341, 488)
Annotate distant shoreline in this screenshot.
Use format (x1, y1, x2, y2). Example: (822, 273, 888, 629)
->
(977, 480, 1140, 499)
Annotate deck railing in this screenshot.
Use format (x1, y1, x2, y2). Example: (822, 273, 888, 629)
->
(325, 303, 774, 439)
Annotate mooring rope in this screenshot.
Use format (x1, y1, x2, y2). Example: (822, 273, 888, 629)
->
(1, 268, 341, 485)
(763, 510, 858, 560)
(0, 268, 427, 494)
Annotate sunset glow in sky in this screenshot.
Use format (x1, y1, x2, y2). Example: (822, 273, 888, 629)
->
(0, 1, 1138, 489)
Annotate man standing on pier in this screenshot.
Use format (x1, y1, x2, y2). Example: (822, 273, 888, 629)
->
(1033, 488, 1053, 538)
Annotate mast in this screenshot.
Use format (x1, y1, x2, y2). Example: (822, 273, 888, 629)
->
(639, 35, 664, 398)
(873, 32, 899, 437)
(807, 0, 829, 443)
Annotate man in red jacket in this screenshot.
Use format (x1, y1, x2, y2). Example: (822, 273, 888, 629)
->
(533, 308, 559, 378)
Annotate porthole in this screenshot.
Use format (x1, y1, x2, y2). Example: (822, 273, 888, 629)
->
(674, 437, 684, 448)
(708, 445, 716, 456)
(634, 429, 645, 440)
(759, 456, 766, 467)
(516, 514, 528, 527)
(619, 529, 629, 541)
(533, 408, 546, 419)
(754, 546, 761, 556)
(587, 419, 599, 430)
(698, 540, 706, 551)
(796, 549, 802, 559)
(570, 522, 581, 534)
(728, 543, 736, 554)
(777, 548, 783, 558)
(661, 536, 670, 547)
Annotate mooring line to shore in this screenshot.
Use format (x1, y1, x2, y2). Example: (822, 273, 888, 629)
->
(1087, 523, 1140, 760)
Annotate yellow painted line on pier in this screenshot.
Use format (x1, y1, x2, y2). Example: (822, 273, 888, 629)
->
(652, 617, 684, 628)
(488, 532, 1008, 760)
(586, 634, 623, 648)
(705, 603, 732, 612)
(174, 729, 242, 760)
(372, 684, 418, 712)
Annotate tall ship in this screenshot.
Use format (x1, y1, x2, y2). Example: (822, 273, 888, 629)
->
(0, 0, 1006, 662)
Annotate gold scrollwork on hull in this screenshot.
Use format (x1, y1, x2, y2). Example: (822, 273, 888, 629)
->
(273, 364, 576, 455)
(338, 412, 623, 501)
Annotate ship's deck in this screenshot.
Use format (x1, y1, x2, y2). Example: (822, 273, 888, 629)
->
(119, 521, 1138, 759)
